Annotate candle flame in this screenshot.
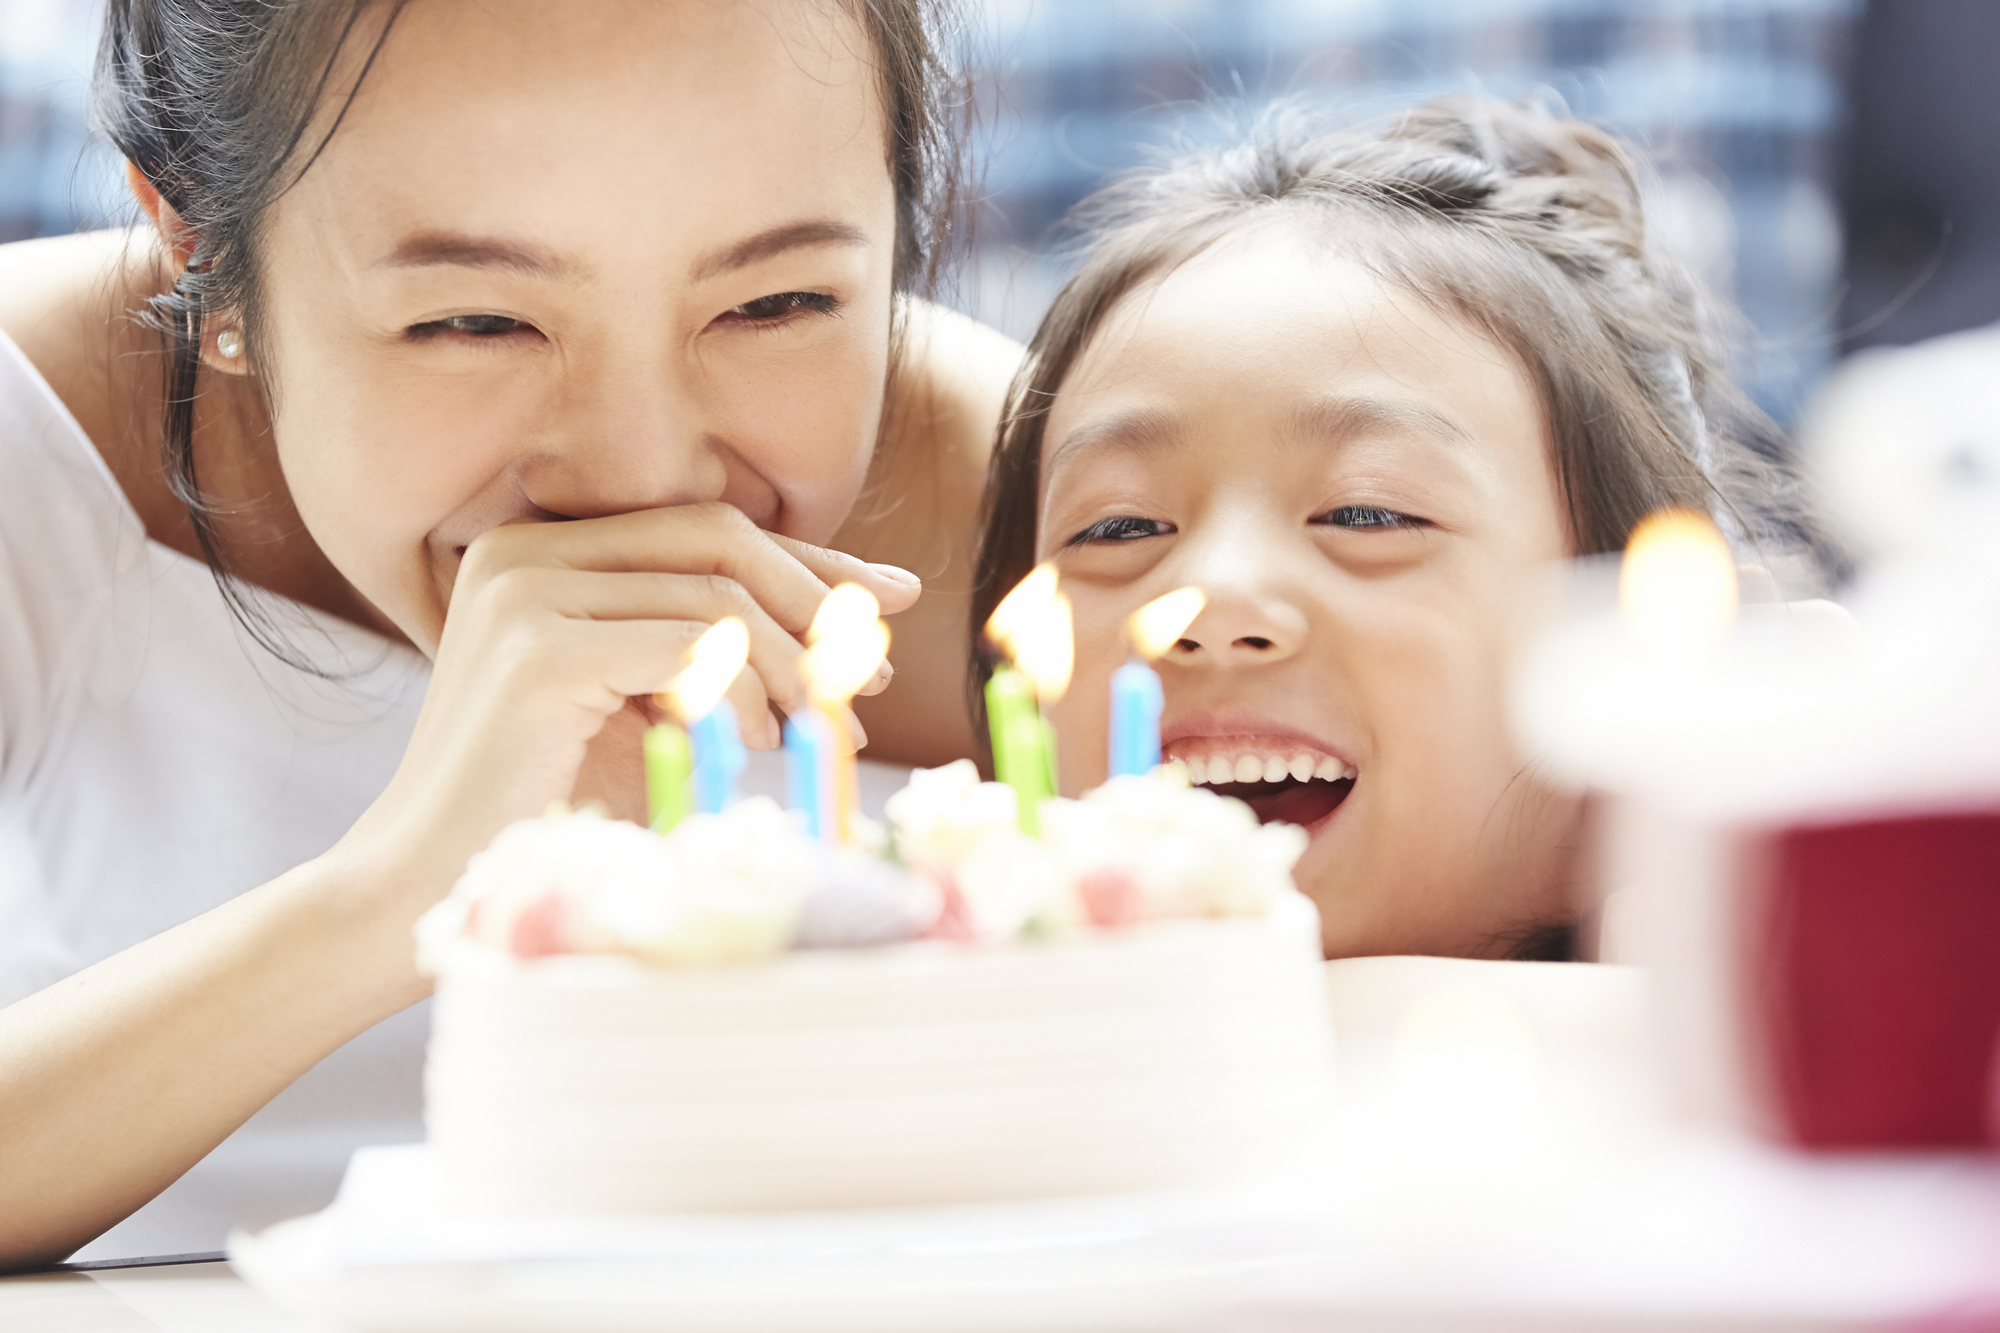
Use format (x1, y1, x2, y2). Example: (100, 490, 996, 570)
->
(1128, 587, 1206, 660)
(809, 582, 880, 645)
(669, 616, 750, 721)
(802, 582, 889, 705)
(987, 562, 1074, 702)
(1619, 508, 1738, 652)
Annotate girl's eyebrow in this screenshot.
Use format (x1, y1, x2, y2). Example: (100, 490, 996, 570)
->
(1044, 405, 1188, 475)
(1290, 395, 1476, 449)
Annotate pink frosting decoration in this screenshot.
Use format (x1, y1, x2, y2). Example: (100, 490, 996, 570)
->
(507, 890, 571, 959)
(922, 878, 980, 942)
(1077, 868, 1144, 927)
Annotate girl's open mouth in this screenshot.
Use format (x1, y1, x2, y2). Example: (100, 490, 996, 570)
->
(1167, 734, 1358, 831)
(1200, 774, 1355, 828)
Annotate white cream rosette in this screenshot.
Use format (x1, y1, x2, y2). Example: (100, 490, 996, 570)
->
(1038, 770, 1307, 919)
(883, 759, 1020, 876)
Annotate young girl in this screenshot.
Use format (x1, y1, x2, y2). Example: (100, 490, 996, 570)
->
(973, 95, 1818, 964)
(0, 0, 1013, 1267)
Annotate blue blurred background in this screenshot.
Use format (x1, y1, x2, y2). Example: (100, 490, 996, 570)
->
(7, 0, 1994, 426)
(958, 0, 1857, 423)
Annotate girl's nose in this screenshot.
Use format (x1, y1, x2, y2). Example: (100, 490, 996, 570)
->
(1169, 584, 1309, 666)
(1160, 519, 1313, 667)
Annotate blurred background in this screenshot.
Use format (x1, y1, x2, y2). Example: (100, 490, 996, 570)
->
(4, 0, 1995, 427)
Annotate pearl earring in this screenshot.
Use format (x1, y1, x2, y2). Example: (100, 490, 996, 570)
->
(216, 330, 244, 360)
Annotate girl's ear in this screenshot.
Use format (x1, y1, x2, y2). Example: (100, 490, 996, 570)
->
(125, 160, 254, 378)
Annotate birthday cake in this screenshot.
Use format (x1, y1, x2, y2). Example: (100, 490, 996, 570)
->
(416, 762, 1335, 1214)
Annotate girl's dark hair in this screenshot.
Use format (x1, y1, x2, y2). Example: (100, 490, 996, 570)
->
(94, 0, 965, 665)
(971, 94, 1825, 696)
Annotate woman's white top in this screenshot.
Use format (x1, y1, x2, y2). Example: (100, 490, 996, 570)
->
(0, 329, 917, 1260)
(0, 331, 432, 1260)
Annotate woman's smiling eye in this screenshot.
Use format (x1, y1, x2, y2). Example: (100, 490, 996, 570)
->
(725, 291, 839, 324)
(1068, 515, 1174, 547)
(1315, 505, 1426, 530)
(407, 313, 537, 340)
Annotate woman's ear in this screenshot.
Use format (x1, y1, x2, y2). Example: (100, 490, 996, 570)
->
(125, 159, 253, 378)
(125, 159, 194, 267)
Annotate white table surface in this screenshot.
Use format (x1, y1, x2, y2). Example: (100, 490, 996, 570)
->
(7, 956, 1997, 1333)
(0, 1259, 311, 1332)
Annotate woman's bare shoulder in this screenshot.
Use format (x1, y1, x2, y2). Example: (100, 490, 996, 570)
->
(837, 302, 1024, 769)
(0, 229, 144, 359)
(0, 230, 156, 449)
(893, 299, 1025, 468)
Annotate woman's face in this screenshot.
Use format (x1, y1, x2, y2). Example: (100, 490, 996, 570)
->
(1038, 221, 1581, 958)
(249, 0, 898, 652)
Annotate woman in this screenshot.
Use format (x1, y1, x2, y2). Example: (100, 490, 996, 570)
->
(0, 0, 1016, 1267)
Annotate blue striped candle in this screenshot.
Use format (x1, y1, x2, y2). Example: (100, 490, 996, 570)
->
(785, 709, 837, 840)
(689, 700, 747, 815)
(1108, 656, 1165, 778)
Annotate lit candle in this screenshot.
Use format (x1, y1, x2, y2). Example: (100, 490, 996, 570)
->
(984, 563, 1074, 832)
(689, 701, 746, 815)
(1109, 587, 1206, 778)
(985, 665, 1054, 834)
(655, 617, 751, 825)
(796, 584, 890, 842)
(1513, 505, 2000, 1150)
(644, 721, 693, 833)
(784, 708, 835, 840)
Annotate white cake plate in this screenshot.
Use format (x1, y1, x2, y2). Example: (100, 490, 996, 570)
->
(228, 1145, 1340, 1333)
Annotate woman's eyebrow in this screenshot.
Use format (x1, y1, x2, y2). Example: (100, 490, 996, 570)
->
(379, 231, 570, 279)
(690, 219, 871, 281)
(1290, 395, 1476, 448)
(374, 218, 869, 283)
(1044, 406, 1187, 475)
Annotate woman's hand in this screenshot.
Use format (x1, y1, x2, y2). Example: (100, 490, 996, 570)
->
(346, 500, 920, 902)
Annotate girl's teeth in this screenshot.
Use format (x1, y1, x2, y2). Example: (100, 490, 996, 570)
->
(1175, 751, 1358, 786)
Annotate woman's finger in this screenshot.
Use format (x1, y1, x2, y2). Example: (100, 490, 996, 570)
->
(721, 669, 781, 751)
(761, 531, 923, 617)
(465, 504, 917, 636)
(468, 564, 810, 714)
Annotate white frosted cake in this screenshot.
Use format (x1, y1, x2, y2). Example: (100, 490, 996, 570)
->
(417, 763, 1335, 1215)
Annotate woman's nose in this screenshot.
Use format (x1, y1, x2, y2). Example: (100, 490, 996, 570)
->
(521, 349, 728, 520)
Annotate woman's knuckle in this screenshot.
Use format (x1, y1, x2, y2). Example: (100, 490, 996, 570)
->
(700, 573, 753, 615)
(699, 501, 758, 542)
(478, 564, 540, 614)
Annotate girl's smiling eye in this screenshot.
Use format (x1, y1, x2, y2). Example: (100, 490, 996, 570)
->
(1314, 504, 1428, 531)
(721, 290, 840, 326)
(406, 313, 539, 341)
(1068, 515, 1175, 547)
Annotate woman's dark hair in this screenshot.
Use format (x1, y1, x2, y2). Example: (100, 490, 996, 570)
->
(971, 94, 1824, 696)
(94, 0, 966, 665)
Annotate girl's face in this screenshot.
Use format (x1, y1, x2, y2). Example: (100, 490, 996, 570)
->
(1038, 222, 1581, 958)
(248, 0, 897, 652)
